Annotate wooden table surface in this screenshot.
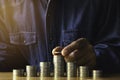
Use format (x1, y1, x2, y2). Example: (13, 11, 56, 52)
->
(0, 72, 120, 80)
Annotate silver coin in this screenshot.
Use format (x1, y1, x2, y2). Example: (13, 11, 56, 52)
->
(40, 62, 50, 77)
(26, 65, 37, 77)
(13, 69, 24, 77)
(93, 70, 102, 79)
(53, 55, 64, 77)
(79, 66, 88, 78)
(67, 62, 77, 77)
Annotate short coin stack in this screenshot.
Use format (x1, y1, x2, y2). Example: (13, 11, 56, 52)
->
(40, 62, 50, 77)
(93, 70, 102, 80)
(26, 65, 37, 77)
(53, 52, 64, 77)
(67, 62, 77, 77)
(13, 69, 24, 77)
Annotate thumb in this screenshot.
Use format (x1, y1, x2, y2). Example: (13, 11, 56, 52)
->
(52, 46, 63, 55)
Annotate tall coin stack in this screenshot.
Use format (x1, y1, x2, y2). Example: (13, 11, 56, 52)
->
(26, 65, 37, 77)
(53, 52, 64, 77)
(40, 62, 50, 77)
(67, 62, 77, 77)
(79, 66, 88, 78)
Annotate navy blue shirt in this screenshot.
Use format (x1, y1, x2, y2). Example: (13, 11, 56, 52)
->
(0, 0, 120, 74)
(46, 0, 120, 74)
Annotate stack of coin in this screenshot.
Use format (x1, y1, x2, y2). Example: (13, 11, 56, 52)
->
(53, 54, 64, 77)
(13, 69, 24, 77)
(79, 66, 88, 78)
(93, 70, 101, 80)
(26, 65, 37, 77)
(40, 62, 50, 77)
(67, 62, 77, 77)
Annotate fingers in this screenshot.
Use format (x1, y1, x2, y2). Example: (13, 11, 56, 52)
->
(76, 53, 96, 66)
(64, 49, 79, 62)
(52, 38, 96, 67)
(77, 55, 94, 66)
(63, 44, 96, 66)
(52, 46, 63, 55)
(77, 47, 96, 66)
(64, 49, 86, 62)
(61, 38, 89, 56)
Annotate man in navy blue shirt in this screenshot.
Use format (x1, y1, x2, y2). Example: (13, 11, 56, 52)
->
(0, 0, 120, 75)
(49, 0, 120, 74)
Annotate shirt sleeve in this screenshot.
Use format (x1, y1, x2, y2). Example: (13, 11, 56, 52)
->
(93, 26, 120, 74)
(90, 0, 120, 74)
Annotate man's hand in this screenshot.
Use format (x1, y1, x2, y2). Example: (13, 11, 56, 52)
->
(52, 38, 96, 67)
